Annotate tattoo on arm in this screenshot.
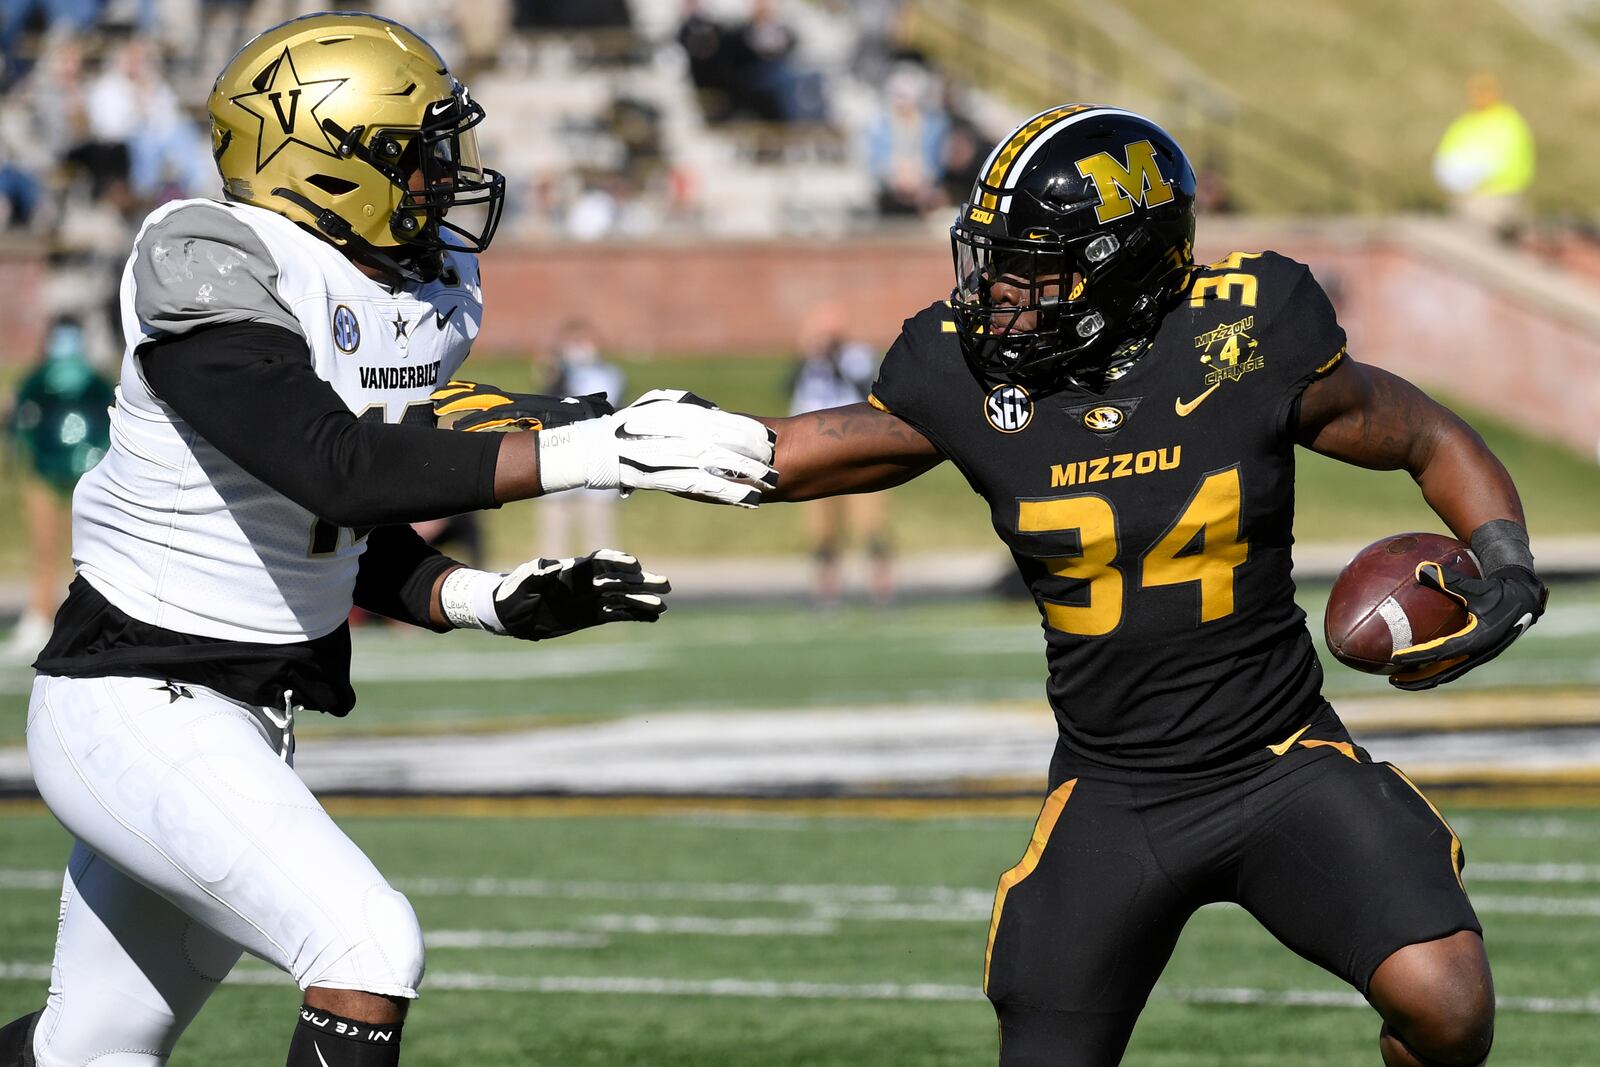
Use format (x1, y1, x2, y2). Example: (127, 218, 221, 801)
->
(806, 407, 930, 446)
(1300, 361, 1446, 472)
(764, 402, 942, 501)
(1298, 358, 1524, 536)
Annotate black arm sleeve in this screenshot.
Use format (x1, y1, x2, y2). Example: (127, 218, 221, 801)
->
(353, 524, 459, 632)
(139, 322, 502, 526)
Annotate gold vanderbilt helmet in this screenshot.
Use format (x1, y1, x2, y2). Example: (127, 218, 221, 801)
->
(208, 12, 504, 280)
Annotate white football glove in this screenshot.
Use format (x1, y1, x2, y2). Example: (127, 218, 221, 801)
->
(438, 550, 669, 640)
(535, 389, 778, 507)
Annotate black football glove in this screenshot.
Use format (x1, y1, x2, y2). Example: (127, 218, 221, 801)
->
(1389, 562, 1548, 691)
(431, 379, 615, 432)
(440, 550, 669, 640)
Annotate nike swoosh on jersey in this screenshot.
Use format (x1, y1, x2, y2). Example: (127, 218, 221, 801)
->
(1174, 383, 1220, 417)
(434, 306, 458, 330)
(1266, 723, 1311, 756)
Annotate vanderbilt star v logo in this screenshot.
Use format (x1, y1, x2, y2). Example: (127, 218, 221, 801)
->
(229, 47, 346, 172)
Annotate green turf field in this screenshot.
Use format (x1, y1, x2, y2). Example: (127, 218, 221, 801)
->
(1, 806, 1599, 1065)
(3, 582, 1596, 747)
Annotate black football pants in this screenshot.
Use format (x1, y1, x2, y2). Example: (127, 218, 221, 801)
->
(984, 719, 1480, 1066)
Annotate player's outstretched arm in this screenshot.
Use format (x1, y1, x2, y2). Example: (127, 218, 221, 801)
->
(452, 386, 778, 508)
(755, 402, 945, 502)
(1296, 356, 1547, 689)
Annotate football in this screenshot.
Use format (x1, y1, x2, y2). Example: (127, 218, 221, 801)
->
(1324, 532, 1480, 674)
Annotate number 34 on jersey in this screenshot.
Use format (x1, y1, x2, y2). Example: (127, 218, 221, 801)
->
(1018, 467, 1248, 637)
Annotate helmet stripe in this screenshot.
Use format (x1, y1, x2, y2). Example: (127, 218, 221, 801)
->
(977, 104, 1099, 210)
(996, 107, 1152, 214)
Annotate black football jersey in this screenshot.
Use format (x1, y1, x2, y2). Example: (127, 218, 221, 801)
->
(871, 251, 1349, 770)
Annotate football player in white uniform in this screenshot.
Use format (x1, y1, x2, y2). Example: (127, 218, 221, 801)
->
(0, 13, 775, 1067)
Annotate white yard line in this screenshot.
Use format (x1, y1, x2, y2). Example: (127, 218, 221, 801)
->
(2, 959, 1599, 1014)
(10, 866, 1600, 907)
(391, 873, 995, 908)
(1452, 815, 1600, 841)
(581, 914, 838, 936)
(349, 646, 666, 683)
(426, 930, 608, 949)
(1471, 862, 1600, 883)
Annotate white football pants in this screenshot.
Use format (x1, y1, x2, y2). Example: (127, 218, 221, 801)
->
(26, 674, 425, 1067)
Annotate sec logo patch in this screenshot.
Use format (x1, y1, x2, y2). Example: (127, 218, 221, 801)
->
(984, 384, 1033, 433)
(332, 304, 361, 353)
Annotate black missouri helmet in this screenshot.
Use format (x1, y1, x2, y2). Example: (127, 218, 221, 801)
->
(208, 12, 505, 280)
(950, 105, 1196, 391)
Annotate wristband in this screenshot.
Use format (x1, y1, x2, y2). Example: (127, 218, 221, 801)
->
(439, 567, 503, 631)
(535, 420, 617, 494)
(1468, 519, 1536, 577)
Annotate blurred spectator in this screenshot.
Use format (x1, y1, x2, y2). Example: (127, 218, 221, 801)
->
(0, 98, 43, 226)
(679, 0, 826, 125)
(0, 0, 102, 89)
(679, 0, 733, 120)
(738, 0, 819, 122)
(94, 38, 210, 200)
(866, 63, 947, 217)
(788, 303, 893, 608)
(537, 318, 627, 557)
(513, 0, 630, 30)
(0, 36, 90, 230)
(847, 0, 908, 87)
(1432, 73, 1535, 242)
(4, 315, 113, 658)
(938, 82, 985, 207)
(610, 93, 665, 185)
(1194, 156, 1237, 215)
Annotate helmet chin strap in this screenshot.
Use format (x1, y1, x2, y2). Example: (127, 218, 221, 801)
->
(269, 187, 441, 284)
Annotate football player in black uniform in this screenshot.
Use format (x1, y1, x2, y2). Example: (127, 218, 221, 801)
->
(753, 106, 1545, 1065)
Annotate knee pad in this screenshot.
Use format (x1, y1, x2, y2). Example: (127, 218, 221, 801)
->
(300, 886, 424, 999)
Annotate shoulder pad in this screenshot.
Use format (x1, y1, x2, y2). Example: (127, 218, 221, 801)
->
(902, 299, 959, 342)
(132, 202, 302, 341)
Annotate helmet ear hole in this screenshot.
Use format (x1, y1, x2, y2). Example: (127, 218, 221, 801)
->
(306, 174, 359, 196)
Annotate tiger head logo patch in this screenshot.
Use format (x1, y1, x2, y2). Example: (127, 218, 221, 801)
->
(1082, 405, 1124, 432)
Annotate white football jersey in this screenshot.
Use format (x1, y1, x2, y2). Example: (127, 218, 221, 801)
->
(73, 198, 481, 643)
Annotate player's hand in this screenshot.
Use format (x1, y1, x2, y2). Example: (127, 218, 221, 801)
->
(1389, 563, 1548, 690)
(536, 389, 778, 507)
(441, 550, 669, 640)
(431, 379, 615, 432)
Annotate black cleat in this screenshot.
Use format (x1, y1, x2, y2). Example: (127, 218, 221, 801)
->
(0, 1010, 40, 1067)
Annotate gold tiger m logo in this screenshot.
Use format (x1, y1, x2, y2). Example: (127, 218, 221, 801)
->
(1083, 406, 1124, 432)
(1076, 140, 1175, 224)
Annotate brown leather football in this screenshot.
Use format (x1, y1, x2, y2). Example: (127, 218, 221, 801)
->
(1324, 532, 1480, 674)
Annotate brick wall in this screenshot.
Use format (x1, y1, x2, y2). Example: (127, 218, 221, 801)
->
(2, 223, 1596, 458)
(475, 238, 954, 356)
